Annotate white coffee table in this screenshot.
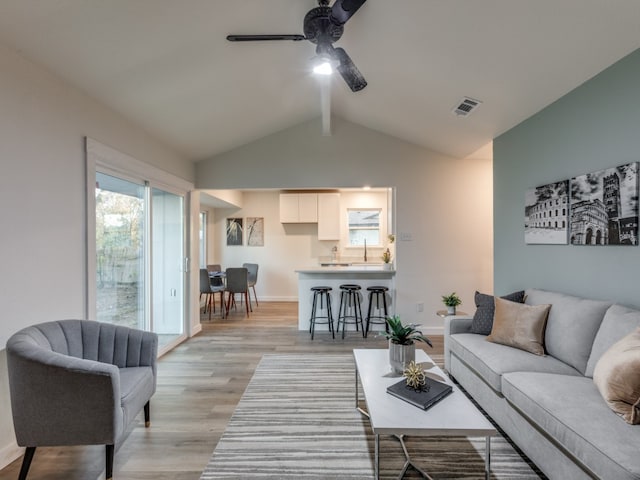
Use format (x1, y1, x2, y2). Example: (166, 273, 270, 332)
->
(354, 349, 496, 479)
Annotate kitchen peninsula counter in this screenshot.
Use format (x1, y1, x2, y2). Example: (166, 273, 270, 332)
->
(295, 265, 396, 332)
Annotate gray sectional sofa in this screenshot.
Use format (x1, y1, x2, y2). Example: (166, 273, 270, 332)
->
(444, 288, 640, 480)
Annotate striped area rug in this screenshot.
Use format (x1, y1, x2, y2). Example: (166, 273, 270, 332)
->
(201, 354, 544, 479)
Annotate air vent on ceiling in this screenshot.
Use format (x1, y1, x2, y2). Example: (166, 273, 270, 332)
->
(452, 97, 482, 117)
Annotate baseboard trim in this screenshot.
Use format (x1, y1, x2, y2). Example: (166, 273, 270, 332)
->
(190, 323, 202, 337)
(422, 326, 444, 336)
(0, 441, 22, 470)
(254, 296, 298, 302)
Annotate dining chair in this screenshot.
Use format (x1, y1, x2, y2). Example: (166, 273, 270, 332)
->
(225, 267, 250, 317)
(242, 263, 259, 311)
(200, 268, 225, 320)
(207, 263, 224, 294)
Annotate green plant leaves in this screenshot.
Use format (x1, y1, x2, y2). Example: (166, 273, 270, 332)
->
(383, 315, 433, 347)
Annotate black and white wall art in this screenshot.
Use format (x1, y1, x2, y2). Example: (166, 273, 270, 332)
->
(525, 180, 569, 244)
(570, 162, 639, 246)
(226, 217, 243, 246)
(246, 217, 264, 246)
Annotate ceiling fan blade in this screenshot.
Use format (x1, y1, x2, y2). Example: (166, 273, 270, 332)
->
(226, 34, 306, 42)
(329, 0, 367, 26)
(332, 47, 367, 92)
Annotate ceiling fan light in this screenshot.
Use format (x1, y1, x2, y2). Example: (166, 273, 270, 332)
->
(313, 60, 333, 75)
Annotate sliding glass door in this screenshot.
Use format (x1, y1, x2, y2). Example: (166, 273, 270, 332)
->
(95, 172, 185, 347)
(151, 187, 184, 339)
(95, 172, 146, 329)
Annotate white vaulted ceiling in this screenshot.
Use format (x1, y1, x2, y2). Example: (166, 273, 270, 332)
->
(0, 0, 638, 161)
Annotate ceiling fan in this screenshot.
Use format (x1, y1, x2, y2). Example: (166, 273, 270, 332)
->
(226, 0, 368, 92)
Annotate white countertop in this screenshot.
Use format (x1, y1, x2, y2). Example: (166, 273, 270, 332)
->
(295, 265, 395, 274)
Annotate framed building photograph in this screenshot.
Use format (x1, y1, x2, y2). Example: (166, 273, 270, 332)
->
(570, 162, 638, 245)
(524, 180, 569, 244)
(246, 217, 264, 246)
(226, 218, 243, 246)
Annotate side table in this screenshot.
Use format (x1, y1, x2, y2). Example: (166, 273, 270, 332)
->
(436, 310, 467, 318)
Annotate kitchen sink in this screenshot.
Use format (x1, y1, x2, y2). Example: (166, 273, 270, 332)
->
(319, 262, 352, 266)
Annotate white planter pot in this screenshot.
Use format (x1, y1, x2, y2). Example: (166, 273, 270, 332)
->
(447, 306, 456, 315)
(389, 340, 415, 375)
(383, 263, 393, 270)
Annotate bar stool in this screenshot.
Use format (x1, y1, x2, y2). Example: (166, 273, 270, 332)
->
(309, 286, 334, 340)
(365, 286, 390, 338)
(336, 284, 364, 339)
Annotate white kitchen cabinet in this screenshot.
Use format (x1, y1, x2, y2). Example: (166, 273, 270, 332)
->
(279, 194, 299, 223)
(317, 193, 341, 240)
(298, 194, 318, 222)
(280, 193, 318, 223)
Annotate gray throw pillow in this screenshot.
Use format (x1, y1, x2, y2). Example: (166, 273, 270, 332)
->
(470, 290, 526, 335)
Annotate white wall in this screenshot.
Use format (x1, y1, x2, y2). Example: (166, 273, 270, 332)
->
(196, 117, 494, 330)
(0, 42, 193, 468)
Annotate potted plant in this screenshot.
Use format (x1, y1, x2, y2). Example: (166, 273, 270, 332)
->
(383, 315, 433, 374)
(442, 292, 462, 315)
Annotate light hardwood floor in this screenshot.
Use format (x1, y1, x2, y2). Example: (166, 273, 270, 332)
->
(0, 302, 443, 480)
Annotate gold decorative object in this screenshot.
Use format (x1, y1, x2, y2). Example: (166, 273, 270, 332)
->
(403, 360, 426, 390)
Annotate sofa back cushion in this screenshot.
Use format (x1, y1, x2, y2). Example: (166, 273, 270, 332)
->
(586, 304, 640, 377)
(525, 289, 611, 374)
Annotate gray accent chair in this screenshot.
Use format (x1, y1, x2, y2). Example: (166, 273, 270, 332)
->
(6, 319, 158, 480)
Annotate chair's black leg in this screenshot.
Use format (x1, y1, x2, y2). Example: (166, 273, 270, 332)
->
(18, 447, 36, 480)
(144, 401, 150, 427)
(252, 286, 259, 306)
(225, 292, 231, 317)
(106, 444, 114, 480)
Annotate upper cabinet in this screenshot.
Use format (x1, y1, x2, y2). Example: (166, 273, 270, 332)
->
(317, 193, 341, 240)
(280, 193, 318, 223)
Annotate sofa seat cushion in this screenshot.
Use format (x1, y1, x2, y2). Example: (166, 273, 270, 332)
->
(502, 372, 640, 480)
(119, 366, 155, 428)
(449, 333, 580, 393)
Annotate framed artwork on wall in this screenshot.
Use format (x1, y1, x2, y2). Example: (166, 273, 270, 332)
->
(226, 218, 243, 246)
(246, 217, 264, 246)
(570, 162, 638, 246)
(524, 180, 569, 244)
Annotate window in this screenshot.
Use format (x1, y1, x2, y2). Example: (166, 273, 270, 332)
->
(348, 209, 381, 246)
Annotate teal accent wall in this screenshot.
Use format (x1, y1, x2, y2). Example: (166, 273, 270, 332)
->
(494, 48, 640, 307)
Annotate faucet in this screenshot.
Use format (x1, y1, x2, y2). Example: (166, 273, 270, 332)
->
(364, 238, 367, 262)
(331, 245, 338, 261)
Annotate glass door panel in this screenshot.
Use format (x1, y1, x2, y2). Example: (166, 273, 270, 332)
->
(151, 188, 184, 345)
(95, 172, 146, 329)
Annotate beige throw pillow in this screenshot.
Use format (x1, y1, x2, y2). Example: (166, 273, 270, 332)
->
(487, 297, 551, 355)
(593, 328, 640, 424)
